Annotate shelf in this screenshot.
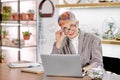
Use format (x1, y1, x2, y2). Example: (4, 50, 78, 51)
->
(1, 21, 36, 27)
(1, 23, 22, 26)
(56, 2, 120, 8)
(1, 20, 36, 24)
(1, 20, 37, 23)
(1, 0, 34, 3)
(1, 0, 18, 3)
(102, 39, 120, 45)
(2, 45, 37, 49)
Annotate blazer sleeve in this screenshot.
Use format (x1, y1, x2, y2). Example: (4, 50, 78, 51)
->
(51, 42, 61, 54)
(51, 37, 71, 54)
(90, 36, 103, 67)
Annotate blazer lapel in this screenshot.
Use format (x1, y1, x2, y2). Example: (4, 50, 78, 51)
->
(69, 40, 76, 54)
(78, 30, 85, 55)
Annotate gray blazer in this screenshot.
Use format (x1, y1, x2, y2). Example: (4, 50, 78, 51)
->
(51, 30, 103, 68)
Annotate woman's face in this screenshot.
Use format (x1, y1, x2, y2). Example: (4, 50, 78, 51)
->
(60, 20, 79, 39)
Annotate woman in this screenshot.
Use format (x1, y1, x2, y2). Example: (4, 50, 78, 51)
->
(51, 11, 103, 77)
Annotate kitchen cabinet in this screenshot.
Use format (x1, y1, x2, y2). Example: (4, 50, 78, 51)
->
(0, 0, 37, 63)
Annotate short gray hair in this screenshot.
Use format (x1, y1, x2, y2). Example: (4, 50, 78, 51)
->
(58, 11, 77, 26)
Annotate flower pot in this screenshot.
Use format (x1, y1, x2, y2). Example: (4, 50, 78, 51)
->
(0, 60, 2, 63)
(12, 13, 18, 20)
(20, 13, 27, 20)
(23, 36, 30, 40)
(0, 59, 5, 63)
(28, 13, 34, 20)
(2, 35, 7, 39)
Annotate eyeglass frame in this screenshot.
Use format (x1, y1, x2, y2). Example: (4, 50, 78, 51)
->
(62, 23, 78, 33)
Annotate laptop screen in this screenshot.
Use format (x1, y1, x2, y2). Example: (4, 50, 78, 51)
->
(41, 54, 84, 77)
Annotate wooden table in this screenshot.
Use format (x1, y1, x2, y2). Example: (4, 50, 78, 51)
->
(0, 63, 91, 80)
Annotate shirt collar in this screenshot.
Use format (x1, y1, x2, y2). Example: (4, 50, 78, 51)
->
(70, 34, 79, 42)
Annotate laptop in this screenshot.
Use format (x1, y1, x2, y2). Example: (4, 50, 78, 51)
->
(40, 54, 84, 77)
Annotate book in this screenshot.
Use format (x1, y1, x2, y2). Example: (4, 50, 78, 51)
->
(8, 62, 41, 68)
(21, 66, 44, 74)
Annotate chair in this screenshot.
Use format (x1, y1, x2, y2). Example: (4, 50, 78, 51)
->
(103, 56, 120, 74)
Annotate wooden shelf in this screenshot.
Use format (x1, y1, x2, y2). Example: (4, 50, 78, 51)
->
(56, 2, 120, 8)
(102, 39, 120, 45)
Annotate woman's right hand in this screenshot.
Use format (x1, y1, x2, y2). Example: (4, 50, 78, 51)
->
(55, 29, 65, 49)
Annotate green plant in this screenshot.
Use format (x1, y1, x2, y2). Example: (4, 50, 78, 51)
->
(0, 29, 2, 34)
(3, 6, 12, 13)
(2, 30, 8, 36)
(0, 52, 4, 61)
(22, 31, 32, 40)
(2, 12, 12, 20)
(2, 30, 8, 38)
(28, 10, 34, 14)
(116, 35, 120, 38)
(22, 31, 32, 36)
(2, 6, 12, 21)
(0, 51, 5, 63)
(115, 34, 120, 40)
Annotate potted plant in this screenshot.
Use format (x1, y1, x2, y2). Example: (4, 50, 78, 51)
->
(2, 30, 8, 38)
(12, 13, 18, 20)
(28, 10, 34, 20)
(0, 29, 2, 38)
(20, 13, 27, 20)
(115, 34, 120, 40)
(0, 52, 5, 63)
(2, 6, 12, 21)
(22, 31, 32, 40)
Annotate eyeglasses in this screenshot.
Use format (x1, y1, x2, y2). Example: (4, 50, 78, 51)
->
(63, 24, 77, 33)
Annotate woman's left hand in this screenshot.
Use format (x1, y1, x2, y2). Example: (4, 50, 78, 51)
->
(83, 64, 94, 74)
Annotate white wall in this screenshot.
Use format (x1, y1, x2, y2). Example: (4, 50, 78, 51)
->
(61, 8, 120, 58)
(60, 8, 120, 36)
(102, 44, 120, 58)
(68, 8, 120, 58)
(37, 0, 59, 63)
(38, 1, 120, 63)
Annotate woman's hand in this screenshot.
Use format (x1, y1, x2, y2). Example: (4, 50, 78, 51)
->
(55, 29, 65, 49)
(83, 64, 94, 75)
